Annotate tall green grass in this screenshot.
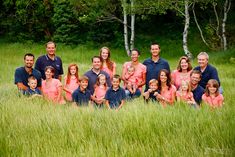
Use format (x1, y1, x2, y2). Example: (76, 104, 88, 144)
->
(0, 42, 235, 156)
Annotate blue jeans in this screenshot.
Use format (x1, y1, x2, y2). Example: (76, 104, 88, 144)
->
(125, 89, 141, 100)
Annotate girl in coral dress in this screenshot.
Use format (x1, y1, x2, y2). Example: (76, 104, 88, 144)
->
(63, 63, 79, 101)
(100, 47, 116, 79)
(92, 74, 108, 107)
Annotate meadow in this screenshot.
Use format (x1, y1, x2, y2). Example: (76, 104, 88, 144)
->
(0, 42, 235, 156)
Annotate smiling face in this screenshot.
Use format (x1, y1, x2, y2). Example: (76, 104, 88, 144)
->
(149, 82, 158, 91)
(180, 59, 189, 71)
(150, 44, 160, 57)
(24, 56, 34, 68)
(46, 43, 56, 56)
(181, 81, 189, 91)
(208, 85, 217, 94)
(92, 57, 102, 70)
(45, 68, 54, 79)
(69, 66, 77, 75)
(190, 73, 201, 86)
(112, 78, 120, 89)
(197, 54, 208, 69)
(99, 75, 106, 85)
(159, 71, 167, 83)
(28, 79, 37, 89)
(131, 50, 139, 62)
(80, 80, 88, 90)
(100, 48, 109, 60)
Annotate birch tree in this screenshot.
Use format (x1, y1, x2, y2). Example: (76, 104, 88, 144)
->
(192, 0, 231, 50)
(222, 0, 231, 50)
(122, 0, 135, 56)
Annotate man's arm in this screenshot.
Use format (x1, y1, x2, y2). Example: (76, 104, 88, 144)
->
(16, 83, 28, 91)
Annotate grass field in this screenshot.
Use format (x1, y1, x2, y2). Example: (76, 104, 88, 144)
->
(0, 42, 235, 156)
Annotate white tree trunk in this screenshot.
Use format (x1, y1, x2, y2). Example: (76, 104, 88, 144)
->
(130, 0, 135, 51)
(183, 0, 192, 58)
(192, 2, 210, 48)
(123, 0, 130, 56)
(212, 2, 223, 48)
(222, 0, 231, 51)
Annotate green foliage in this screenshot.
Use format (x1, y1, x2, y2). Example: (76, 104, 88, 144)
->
(52, 1, 80, 44)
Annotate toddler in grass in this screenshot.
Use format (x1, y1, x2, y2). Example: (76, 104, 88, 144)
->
(176, 80, 196, 107)
(92, 74, 108, 107)
(202, 79, 224, 108)
(63, 63, 80, 101)
(143, 79, 159, 103)
(24, 76, 42, 97)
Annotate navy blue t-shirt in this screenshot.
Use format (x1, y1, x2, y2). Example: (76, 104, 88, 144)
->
(84, 69, 111, 94)
(143, 58, 170, 91)
(14, 67, 42, 88)
(192, 85, 204, 105)
(105, 86, 126, 109)
(194, 64, 220, 89)
(144, 90, 159, 103)
(72, 87, 91, 106)
(35, 55, 63, 80)
(24, 88, 41, 96)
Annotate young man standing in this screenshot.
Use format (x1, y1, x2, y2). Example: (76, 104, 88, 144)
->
(84, 56, 111, 94)
(143, 42, 170, 91)
(35, 41, 63, 81)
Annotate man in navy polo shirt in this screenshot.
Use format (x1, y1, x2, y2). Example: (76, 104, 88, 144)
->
(35, 41, 63, 81)
(190, 70, 204, 106)
(143, 42, 170, 91)
(105, 74, 126, 110)
(84, 56, 111, 94)
(14, 53, 42, 93)
(194, 52, 220, 89)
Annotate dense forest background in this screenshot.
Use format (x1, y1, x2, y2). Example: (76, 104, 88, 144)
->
(0, 0, 234, 54)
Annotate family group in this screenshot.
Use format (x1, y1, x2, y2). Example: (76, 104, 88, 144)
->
(14, 41, 224, 110)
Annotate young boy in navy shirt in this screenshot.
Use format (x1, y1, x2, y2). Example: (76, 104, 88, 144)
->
(105, 74, 126, 110)
(72, 76, 91, 106)
(143, 79, 159, 103)
(24, 76, 42, 96)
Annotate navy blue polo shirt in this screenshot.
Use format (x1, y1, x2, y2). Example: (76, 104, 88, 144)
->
(84, 69, 111, 94)
(194, 64, 220, 89)
(143, 58, 170, 91)
(145, 90, 159, 103)
(35, 55, 63, 80)
(72, 87, 91, 106)
(192, 85, 204, 105)
(24, 88, 41, 96)
(14, 67, 42, 88)
(105, 86, 126, 109)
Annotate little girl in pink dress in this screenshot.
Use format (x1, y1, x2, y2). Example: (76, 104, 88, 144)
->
(63, 64, 80, 101)
(92, 74, 108, 107)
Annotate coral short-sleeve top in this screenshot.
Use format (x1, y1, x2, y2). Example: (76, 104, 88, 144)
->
(42, 78, 64, 103)
(171, 70, 192, 89)
(123, 62, 146, 90)
(176, 91, 194, 102)
(64, 76, 79, 101)
(202, 94, 224, 107)
(102, 62, 116, 79)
